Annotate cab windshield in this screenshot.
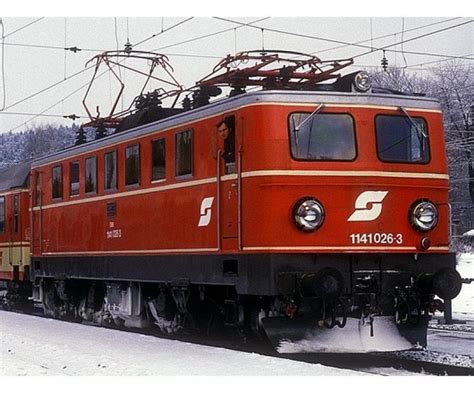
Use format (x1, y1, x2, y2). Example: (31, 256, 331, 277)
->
(375, 114, 430, 163)
(289, 113, 356, 161)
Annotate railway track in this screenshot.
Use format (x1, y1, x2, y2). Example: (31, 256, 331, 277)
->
(277, 350, 474, 376)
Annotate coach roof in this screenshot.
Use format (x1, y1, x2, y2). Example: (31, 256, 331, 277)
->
(0, 161, 31, 192)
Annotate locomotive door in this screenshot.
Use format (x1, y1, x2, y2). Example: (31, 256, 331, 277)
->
(6, 194, 21, 280)
(218, 114, 239, 246)
(32, 171, 42, 256)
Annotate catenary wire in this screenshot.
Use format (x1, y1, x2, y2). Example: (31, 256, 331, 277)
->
(133, 17, 195, 49)
(2, 19, 203, 132)
(3, 17, 473, 131)
(313, 17, 462, 55)
(2, 17, 268, 131)
(214, 17, 474, 62)
(0, 111, 82, 118)
(351, 19, 474, 60)
(1, 18, 6, 111)
(2, 17, 45, 39)
(0, 17, 196, 53)
(1, 18, 195, 121)
(151, 17, 271, 52)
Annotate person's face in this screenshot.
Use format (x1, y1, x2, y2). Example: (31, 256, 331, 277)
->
(218, 123, 230, 139)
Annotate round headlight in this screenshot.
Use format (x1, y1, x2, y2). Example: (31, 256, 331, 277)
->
(353, 71, 371, 92)
(410, 200, 438, 232)
(293, 198, 325, 232)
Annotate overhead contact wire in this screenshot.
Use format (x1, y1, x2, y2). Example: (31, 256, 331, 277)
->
(3, 18, 198, 132)
(214, 17, 474, 62)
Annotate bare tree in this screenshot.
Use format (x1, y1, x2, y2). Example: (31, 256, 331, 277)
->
(371, 62, 473, 232)
(430, 62, 474, 205)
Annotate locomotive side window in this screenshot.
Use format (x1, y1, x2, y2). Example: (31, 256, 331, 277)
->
(289, 113, 356, 161)
(85, 157, 97, 194)
(375, 115, 430, 163)
(125, 144, 140, 186)
(104, 151, 118, 191)
(70, 161, 80, 197)
(151, 139, 166, 181)
(175, 129, 193, 177)
(52, 165, 63, 199)
(0, 196, 4, 233)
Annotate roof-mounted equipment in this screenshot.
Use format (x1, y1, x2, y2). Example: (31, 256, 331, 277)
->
(82, 50, 184, 131)
(195, 49, 354, 93)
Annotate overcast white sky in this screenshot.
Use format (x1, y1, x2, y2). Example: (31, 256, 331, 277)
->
(0, 1, 472, 133)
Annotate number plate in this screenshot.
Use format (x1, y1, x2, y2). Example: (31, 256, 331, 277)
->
(349, 233, 403, 245)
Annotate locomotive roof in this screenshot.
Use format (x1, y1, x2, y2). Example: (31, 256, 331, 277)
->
(0, 161, 31, 192)
(31, 90, 442, 168)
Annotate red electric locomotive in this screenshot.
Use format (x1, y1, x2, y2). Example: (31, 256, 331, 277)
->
(2, 51, 463, 352)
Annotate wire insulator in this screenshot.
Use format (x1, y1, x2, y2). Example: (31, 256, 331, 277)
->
(381, 50, 389, 71)
(124, 40, 133, 54)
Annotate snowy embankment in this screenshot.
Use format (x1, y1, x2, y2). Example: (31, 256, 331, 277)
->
(453, 252, 474, 318)
(0, 253, 472, 379)
(0, 311, 358, 376)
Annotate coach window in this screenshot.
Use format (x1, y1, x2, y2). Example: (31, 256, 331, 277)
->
(70, 161, 80, 197)
(52, 165, 63, 199)
(175, 129, 193, 177)
(85, 157, 97, 194)
(104, 151, 118, 191)
(34, 171, 41, 207)
(0, 196, 4, 233)
(375, 115, 430, 163)
(151, 139, 166, 181)
(289, 113, 356, 161)
(125, 144, 140, 186)
(13, 195, 19, 233)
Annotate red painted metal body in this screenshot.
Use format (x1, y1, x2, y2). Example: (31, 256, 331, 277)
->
(29, 93, 450, 261)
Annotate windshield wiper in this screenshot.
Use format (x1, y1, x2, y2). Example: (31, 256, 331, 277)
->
(399, 106, 428, 157)
(294, 103, 325, 145)
(399, 106, 428, 139)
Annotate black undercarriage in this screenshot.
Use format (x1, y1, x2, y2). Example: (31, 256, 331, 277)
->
(2, 252, 461, 353)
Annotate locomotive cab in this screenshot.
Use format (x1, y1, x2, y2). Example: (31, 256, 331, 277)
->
(234, 83, 461, 352)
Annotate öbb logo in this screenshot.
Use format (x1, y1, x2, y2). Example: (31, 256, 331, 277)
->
(198, 197, 215, 227)
(348, 191, 388, 222)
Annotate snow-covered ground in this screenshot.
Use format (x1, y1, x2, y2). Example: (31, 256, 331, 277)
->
(1, 253, 473, 409)
(452, 252, 474, 319)
(0, 311, 358, 376)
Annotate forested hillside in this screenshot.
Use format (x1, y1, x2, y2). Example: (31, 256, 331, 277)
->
(0, 124, 78, 169)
